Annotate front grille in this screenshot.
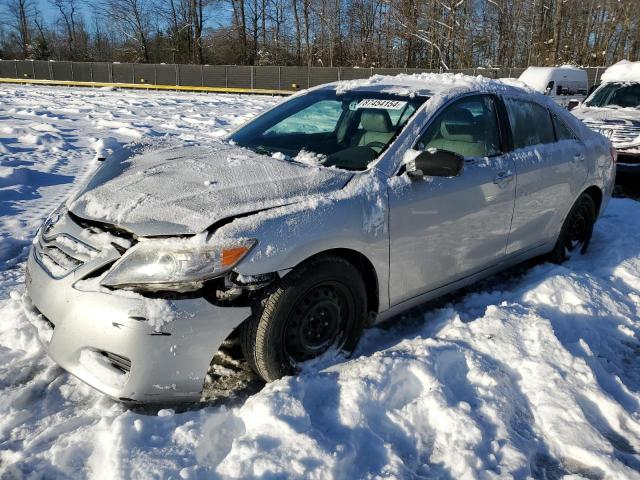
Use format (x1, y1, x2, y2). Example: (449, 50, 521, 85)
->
(584, 121, 640, 147)
(102, 351, 132, 373)
(34, 233, 99, 278)
(34, 212, 135, 278)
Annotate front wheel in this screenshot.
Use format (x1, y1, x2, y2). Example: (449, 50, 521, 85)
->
(241, 255, 367, 382)
(549, 193, 596, 264)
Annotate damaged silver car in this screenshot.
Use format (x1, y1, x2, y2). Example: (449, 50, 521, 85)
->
(25, 75, 616, 403)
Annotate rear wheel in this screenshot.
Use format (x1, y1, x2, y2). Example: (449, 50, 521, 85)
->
(241, 255, 367, 382)
(549, 193, 596, 263)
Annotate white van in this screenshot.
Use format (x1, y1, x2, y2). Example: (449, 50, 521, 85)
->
(518, 66, 589, 107)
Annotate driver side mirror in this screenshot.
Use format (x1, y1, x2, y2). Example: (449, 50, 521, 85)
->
(567, 99, 581, 111)
(406, 149, 465, 178)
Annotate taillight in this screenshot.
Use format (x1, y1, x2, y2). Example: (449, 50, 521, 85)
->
(610, 146, 617, 163)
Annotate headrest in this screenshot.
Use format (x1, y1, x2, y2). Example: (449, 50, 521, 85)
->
(360, 109, 394, 133)
(440, 108, 475, 140)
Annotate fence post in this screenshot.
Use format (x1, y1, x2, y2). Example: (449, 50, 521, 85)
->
(308, 67, 310, 88)
(337, 67, 341, 81)
(594, 67, 600, 88)
(90, 62, 93, 82)
(14, 60, 18, 78)
(70, 62, 74, 81)
(278, 66, 281, 90)
(49, 61, 53, 80)
(225, 66, 228, 88)
(175, 64, 179, 86)
(200, 65, 204, 86)
(250, 66, 254, 89)
(108, 63, 113, 83)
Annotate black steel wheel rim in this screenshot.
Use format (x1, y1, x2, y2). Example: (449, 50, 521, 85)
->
(283, 281, 353, 363)
(565, 200, 590, 253)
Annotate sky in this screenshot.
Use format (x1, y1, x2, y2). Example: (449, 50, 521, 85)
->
(35, 0, 231, 32)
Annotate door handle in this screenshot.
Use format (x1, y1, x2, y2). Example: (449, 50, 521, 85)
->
(572, 153, 585, 162)
(493, 171, 514, 185)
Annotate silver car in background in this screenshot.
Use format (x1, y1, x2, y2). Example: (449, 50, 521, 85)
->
(25, 74, 615, 403)
(572, 60, 640, 178)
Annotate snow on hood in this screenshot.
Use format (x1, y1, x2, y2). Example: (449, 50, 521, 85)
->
(573, 105, 640, 123)
(69, 144, 352, 236)
(600, 60, 640, 83)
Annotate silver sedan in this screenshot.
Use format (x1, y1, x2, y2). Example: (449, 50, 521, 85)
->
(25, 75, 616, 403)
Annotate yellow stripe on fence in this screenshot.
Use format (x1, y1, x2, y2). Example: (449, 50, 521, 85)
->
(0, 77, 294, 96)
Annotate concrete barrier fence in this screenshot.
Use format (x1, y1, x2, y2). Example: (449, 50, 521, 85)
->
(0, 60, 608, 95)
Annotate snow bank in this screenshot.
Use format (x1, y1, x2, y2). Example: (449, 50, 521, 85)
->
(601, 60, 640, 83)
(2, 198, 640, 478)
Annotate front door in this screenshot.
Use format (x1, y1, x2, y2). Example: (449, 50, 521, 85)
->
(388, 94, 516, 306)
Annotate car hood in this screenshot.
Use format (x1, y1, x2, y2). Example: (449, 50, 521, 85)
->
(573, 106, 640, 148)
(70, 144, 353, 236)
(573, 105, 640, 123)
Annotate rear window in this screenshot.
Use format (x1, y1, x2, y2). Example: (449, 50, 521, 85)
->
(504, 98, 555, 149)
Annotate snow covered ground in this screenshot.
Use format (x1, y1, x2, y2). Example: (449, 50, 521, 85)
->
(1, 84, 640, 479)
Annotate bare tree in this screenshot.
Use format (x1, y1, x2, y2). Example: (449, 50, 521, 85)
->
(98, 0, 154, 62)
(3, 0, 37, 58)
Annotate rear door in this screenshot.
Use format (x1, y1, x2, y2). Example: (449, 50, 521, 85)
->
(388, 94, 516, 305)
(502, 96, 588, 255)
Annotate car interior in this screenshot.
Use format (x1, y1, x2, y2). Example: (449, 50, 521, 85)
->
(417, 98, 501, 159)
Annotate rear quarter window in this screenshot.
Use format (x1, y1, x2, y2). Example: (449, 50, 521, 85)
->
(504, 97, 555, 149)
(552, 115, 578, 141)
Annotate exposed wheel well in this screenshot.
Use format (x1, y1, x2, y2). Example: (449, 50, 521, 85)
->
(583, 185, 603, 217)
(301, 249, 379, 316)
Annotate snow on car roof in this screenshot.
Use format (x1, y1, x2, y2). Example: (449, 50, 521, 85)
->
(324, 72, 536, 99)
(601, 60, 640, 83)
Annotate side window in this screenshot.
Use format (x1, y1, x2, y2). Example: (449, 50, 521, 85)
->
(416, 95, 502, 159)
(552, 115, 577, 141)
(265, 100, 342, 135)
(504, 97, 555, 149)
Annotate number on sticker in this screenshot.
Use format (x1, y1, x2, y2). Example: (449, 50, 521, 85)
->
(356, 99, 407, 110)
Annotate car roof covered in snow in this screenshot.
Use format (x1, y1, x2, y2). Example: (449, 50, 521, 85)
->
(517, 66, 588, 92)
(601, 60, 640, 83)
(318, 72, 536, 99)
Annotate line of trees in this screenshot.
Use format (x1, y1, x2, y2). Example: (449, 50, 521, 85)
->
(1, 0, 639, 68)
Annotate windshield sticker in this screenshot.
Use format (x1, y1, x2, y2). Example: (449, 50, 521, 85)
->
(355, 99, 408, 110)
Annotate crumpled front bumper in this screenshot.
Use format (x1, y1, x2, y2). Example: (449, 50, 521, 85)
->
(25, 247, 252, 403)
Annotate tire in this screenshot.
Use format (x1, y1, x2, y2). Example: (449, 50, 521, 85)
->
(549, 193, 596, 264)
(241, 255, 367, 382)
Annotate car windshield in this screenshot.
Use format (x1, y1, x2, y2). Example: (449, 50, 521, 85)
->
(585, 82, 640, 108)
(229, 90, 425, 171)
